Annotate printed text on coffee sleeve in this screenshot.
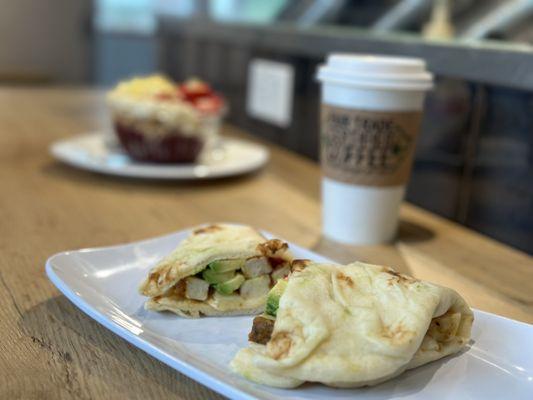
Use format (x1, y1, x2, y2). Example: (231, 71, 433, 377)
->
(321, 106, 422, 186)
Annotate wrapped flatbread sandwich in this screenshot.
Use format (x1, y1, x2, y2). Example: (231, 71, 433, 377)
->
(231, 261, 474, 388)
(139, 224, 293, 317)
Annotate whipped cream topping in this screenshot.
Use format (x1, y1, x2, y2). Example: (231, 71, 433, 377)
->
(107, 75, 218, 137)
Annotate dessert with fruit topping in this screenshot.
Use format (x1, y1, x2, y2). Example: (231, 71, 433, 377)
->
(107, 75, 226, 163)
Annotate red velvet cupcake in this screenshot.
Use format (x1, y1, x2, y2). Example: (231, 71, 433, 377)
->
(107, 75, 226, 163)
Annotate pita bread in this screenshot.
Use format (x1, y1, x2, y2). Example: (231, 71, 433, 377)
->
(231, 261, 473, 388)
(139, 224, 292, 317)
(145, 293, 265, 318)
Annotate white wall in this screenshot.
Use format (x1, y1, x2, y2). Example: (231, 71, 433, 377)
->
(0, 0, 92, 83)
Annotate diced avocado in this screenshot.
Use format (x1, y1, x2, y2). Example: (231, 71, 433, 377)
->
(215, 273, 245, 294)
(208, 259, 244, 273)
(202, 268, 235, 284)
(265, 279, 288, 317)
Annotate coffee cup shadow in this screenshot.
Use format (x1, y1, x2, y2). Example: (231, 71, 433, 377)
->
(397, 219, 435, 243)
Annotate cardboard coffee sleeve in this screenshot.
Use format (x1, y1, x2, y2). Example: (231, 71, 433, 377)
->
(320, 104, 422, 187)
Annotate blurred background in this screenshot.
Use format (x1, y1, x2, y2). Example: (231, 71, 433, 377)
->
(1, 0, 531, 254)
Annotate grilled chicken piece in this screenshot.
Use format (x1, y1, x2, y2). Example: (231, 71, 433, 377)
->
(271, 264, 291, 282)
(240, 275, 271, 299)
(248, 315, 275, 344)
(242, 257, 272, 278)
(184, 277, 209, 301)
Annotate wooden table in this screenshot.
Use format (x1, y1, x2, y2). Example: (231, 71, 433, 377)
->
(1, 88, 532, 399)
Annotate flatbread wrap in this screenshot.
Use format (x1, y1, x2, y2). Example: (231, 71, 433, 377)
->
(231, 261, 474, 388)
(139, 224, 293, 317)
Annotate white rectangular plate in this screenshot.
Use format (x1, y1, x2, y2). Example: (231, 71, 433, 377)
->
(46, 227, 533, 399)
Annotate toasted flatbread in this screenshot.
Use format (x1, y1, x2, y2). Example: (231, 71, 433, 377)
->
(145, 293, 266, 318)
(231, 261, 473, 388)
(139, 224, 292, 317)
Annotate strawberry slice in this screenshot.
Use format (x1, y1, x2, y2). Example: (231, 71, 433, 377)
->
(194, 95, 224, 114)
(181, 79, 212, 102)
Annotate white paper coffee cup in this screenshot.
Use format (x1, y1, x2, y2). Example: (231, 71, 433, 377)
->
(316, 53, 433, 245)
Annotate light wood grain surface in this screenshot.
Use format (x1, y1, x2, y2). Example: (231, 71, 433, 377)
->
(0, 88, 531, 399)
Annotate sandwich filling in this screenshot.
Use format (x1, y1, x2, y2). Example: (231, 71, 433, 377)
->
(157, 254, 290, 304)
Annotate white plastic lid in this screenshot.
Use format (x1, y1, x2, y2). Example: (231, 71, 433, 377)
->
(317, 53, 433, 91)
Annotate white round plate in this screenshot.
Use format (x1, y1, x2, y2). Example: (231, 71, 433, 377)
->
(50, 132, 269, 179)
